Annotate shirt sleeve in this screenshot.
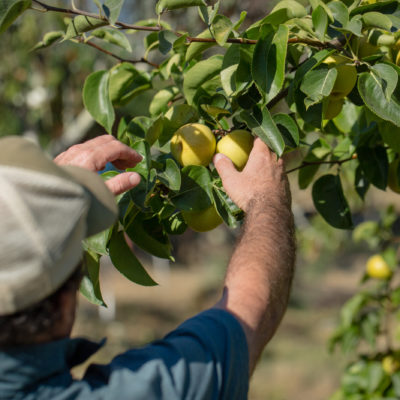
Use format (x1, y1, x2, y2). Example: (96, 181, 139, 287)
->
(83, 308, 249, 400)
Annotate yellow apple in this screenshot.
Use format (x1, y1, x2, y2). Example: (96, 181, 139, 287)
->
(323, 97, 344, 120)
(366, 254, 392, 280)
(170, 123, 216, 167)
(396, 50, 400, 66)
(388, 158, 400, 193)
(323, 55, 357, 99)
(182, 205, 223, 232)
(216, 130, 254, 170)
(382, 355, 400, 375)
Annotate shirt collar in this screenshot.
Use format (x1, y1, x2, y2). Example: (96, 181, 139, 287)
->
(0, 337, 105, 395)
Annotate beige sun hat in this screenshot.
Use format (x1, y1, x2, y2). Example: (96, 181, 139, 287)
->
(0, 136, 118, 315)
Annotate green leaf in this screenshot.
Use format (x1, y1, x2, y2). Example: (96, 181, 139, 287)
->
(125, 213, 172, 260)
(342, 15, 363, 37)
(221, 44, 240, 97)
(201, 102, 230, 119)
(183, 55, 223, 105)
(103, 0, 124, 24)
(233, 11, 247, 31)
(355, 165, 370, 200)
(333, 101, 362, 134)
(109, 63, 151, 106)
(371, 63, 398, 101)
(108, 230, 158, 285)
(212, 185, 241, 229)
(291, 49, 335, 89)
(147, 117, 163, 146)
(352, 221, 379, 244)
(158, 158, 181, 191)
(185, 29, 216, 61)
(211, 14, 233, 46)
(252, 25, 289, 102)
(92, 0, 102, 12)
(171, 165, 213, 211)
(0, 0, 31, 35)
(162, 212, 187, 235)
(269, 0, 307, 20)
(357, 146, 388, 190)
(64, 15, 107, 41)
(272, 113, 299, 149)
(83, 70, 114, 134)
(158, 30, 177, 54)
(312, 5, 328, 41)
(340, 293, 367, 328)
(128, 139, 151, 176)
(156, 0, 206, 14)
(150, 87, 179, 116)
(312, 174, 353, 229)
(80, 251, 106, 306)
(380, 122, 400, 153)
(32, 30, 64, 51)
(92, 28, 132, 51)
(310, 0, 334, 21)
(129, 176, 157, 211)
(350, 0, 399, 17)
(328, 0, 349, 28)
(198, 1, 220, 25)
(235, 46, 254, 93)
(240, 106, 285, 156)
(83, 228, 111, 256)
(300, 67, 337, 101)
(358, 71, 400, 127)
(362, 11, 392, 30)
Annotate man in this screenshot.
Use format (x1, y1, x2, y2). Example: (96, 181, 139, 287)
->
(0, 134, 295, 399)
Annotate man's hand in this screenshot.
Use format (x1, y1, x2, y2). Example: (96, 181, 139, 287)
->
(54, 135, 142, 196)
(213, 138, 290, 213)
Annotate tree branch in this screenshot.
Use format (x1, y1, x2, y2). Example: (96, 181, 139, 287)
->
(32, 0, 338, 50)
(81, 39, 160, 68)
(286, 154, 357, 174)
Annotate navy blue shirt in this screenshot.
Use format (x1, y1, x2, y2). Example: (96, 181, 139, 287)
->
(0, 309, 249, 399)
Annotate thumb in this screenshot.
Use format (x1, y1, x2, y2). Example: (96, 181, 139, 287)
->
(105, 172, 141, 196)
(213, 153, 239, 186)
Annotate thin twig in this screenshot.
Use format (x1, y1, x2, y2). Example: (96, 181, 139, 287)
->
(286, 154, 357, 174)
(81, 40, 160, 68)
(32, 0, 339, 50)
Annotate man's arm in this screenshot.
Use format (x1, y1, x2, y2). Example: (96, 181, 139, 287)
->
(213, 138, 296, 374)
(54, 135, 142, 195)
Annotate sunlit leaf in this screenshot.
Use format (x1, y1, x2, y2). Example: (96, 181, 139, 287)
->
(83, 70, 114, 134)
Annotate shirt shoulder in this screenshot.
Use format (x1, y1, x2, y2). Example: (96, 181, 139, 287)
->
(82, 308, 249, 400)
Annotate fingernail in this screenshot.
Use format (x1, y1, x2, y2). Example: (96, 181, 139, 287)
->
(129, 173, 140, 184)
(213, 153, 224, 163)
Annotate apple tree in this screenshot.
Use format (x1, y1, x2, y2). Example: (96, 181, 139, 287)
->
(4, 0, 400, 397)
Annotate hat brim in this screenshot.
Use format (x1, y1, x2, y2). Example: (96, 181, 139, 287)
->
(61, 166, 118, 237)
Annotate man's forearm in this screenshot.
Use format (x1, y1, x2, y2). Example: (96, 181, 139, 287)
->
(216, 196, 296, 373)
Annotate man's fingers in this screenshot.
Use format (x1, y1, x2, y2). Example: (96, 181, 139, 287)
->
(214, 153, 238, 185)
(105, 172, 141, 196)
(94, 140, 142, 171)
(244, 138, 276, 171)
